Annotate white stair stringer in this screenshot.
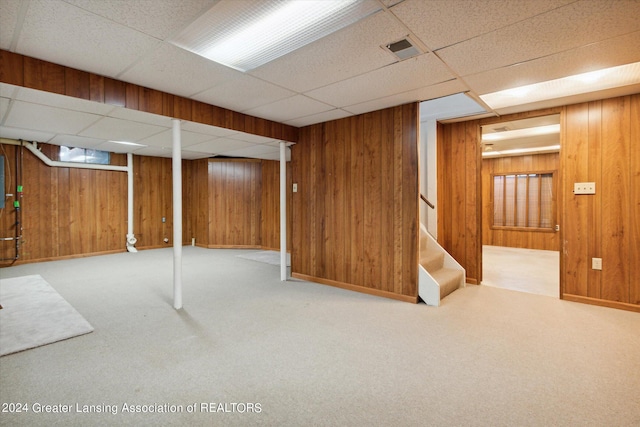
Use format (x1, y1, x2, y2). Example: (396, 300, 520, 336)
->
(419, 224, 465, 306)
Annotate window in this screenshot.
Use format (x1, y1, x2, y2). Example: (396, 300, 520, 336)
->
(492, 172, 554, 230)
(59, 146, 110, 165)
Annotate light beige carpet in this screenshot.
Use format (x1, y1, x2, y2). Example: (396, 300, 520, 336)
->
(0, 274, 93, 356)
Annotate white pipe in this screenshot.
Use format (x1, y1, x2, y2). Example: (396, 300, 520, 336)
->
(280, 141, 287, 281)
(0, 139, 128, 172)
(172, 119, 183, 310)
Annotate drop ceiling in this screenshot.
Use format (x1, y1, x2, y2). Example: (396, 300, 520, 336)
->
(1, 0, 639, 160)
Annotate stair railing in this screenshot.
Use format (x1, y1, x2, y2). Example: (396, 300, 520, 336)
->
(420, 193, 434, 209)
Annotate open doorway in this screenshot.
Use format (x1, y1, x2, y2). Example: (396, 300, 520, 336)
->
(480, 115, 561, 297)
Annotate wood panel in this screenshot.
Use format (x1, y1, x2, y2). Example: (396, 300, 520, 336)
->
(0, 49, 298, 143)
(482, 153, 560, 250)
(0, 143, 127, 265)
(206, 159, 262, 248)
(437, 121, 482, 284)
(600, 97, 630, 302)
(630, 94, 640, 306)
(291, 103, 419, 301)
(260, 159, 292, 251)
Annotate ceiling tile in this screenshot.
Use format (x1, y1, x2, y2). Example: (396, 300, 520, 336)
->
(465, 31, 640, 95)
(49, 134, 106, 149)
(181, 121, 239, 138)
(193, 74, 296, 113)
(244, 95, 334, 123)
(17, 0, 161, 78)
(5, 101, 102, 134)
(344, 79, 468, 115)
(119, 43, 243, 98)
(219, 144, 280, 158)
(137, 129, 216, 149)
(306, 53, 455, 107)
(250, 11, 405, 93)
(284, 109, 353, 127)
(186, 138, 255, 154)
(438, 0, 640, 77)
(79, 116, 165, 142)
(0, 0, 22, 50)
(227, 133, 278, 144)
(0, 126, 55, 143)
(0, 97, 10, 122)
(108, 107, 173, 128)
(391, 0, 574, 50)
(0, 83, 19, 98)
(63, 0, 217, 40)
(16, 86, 117, 115)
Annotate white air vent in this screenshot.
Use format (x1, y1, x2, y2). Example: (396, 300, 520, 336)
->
(385, 37, 422, 61)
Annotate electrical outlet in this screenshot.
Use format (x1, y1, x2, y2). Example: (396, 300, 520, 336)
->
(574, 182, 596, 194)
(592, 257, 602, 270)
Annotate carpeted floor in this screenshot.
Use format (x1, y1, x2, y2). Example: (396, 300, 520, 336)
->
(0, 274, 93, 356)
(482, 245, 559, 297)
(0, 247, 638, 426)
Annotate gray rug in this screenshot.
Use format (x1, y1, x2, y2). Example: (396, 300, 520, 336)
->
(0, 274, 93, 356)
(236, 250, 291, 266)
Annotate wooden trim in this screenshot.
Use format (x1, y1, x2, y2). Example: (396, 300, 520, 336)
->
(292, 273, 419, 303)
(466, 278, 479, 285)
(562, 294, 640, 313)
(0, 49, 298, 143)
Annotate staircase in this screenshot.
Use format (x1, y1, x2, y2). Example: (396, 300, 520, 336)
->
(418, 224, 465, 306)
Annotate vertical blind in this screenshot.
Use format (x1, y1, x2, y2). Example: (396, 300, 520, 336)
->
(493, 173, 553, 229)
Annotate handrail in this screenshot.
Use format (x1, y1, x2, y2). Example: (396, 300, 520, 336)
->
(420, 193, 435, 209)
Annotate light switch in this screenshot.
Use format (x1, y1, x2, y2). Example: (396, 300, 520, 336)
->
(293, 183, 298, 193)
(574, 182, 595, 194)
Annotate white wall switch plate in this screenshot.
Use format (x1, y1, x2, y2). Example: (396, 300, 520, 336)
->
(574, 182, 596, 194)
(292, 183, 298, 193)
(592, 257, 602, 270)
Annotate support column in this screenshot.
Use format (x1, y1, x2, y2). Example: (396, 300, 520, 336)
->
(172, 119, 183, 309)
(280, 141, 287, 281)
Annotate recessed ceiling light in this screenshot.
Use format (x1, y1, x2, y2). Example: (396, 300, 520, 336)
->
(109, 141, 146, 147)
(480, 61, 640, 110)
(482, 144, 560, 157)
(170, 0, 382, 72)
(482, 124, 560, 142)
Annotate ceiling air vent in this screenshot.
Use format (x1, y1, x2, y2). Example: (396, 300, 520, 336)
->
(385, 37, 422, 61)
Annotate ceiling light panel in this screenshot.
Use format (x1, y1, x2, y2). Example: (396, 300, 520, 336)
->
(480, 61, 640, 110)
(170, 0, 382, 72)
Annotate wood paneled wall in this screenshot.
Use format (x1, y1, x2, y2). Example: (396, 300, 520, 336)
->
(482, 153, 560, 250)
(1, 146, 290, 263)
(562, 95, 640, 311)
(437, 121, 482, 284)
(0, 49, 298, 142)
(439, 96, 639, 312)
(0, 143, 127, 263)
(291, 103, 419, 303)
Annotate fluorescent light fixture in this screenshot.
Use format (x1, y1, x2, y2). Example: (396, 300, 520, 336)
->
(170, 0, 381, 72)
(480, 61, 640, 109)
(109, 140, 146, 147)
(482, 145, 560, 157)
(482, 124, 560, 142)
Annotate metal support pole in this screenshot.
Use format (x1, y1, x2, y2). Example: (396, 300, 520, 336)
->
(172, 119, 183, 309)
(280, 141, 287, 281)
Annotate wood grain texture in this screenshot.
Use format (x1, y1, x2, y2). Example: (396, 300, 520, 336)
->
(0, 49, 298, 142)
(291, 103, 419, 299)
(482, 153, 560, 250)
(630, 94, 640, 305)
(0, 144, 127, 264)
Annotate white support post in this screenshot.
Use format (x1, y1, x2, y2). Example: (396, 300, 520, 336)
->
(126, 153, 137, 252)
(172, 119, 183, 309)
(280, 141, 287, 281)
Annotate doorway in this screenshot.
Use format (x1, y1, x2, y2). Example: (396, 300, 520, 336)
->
(479, 114, 561, 297)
